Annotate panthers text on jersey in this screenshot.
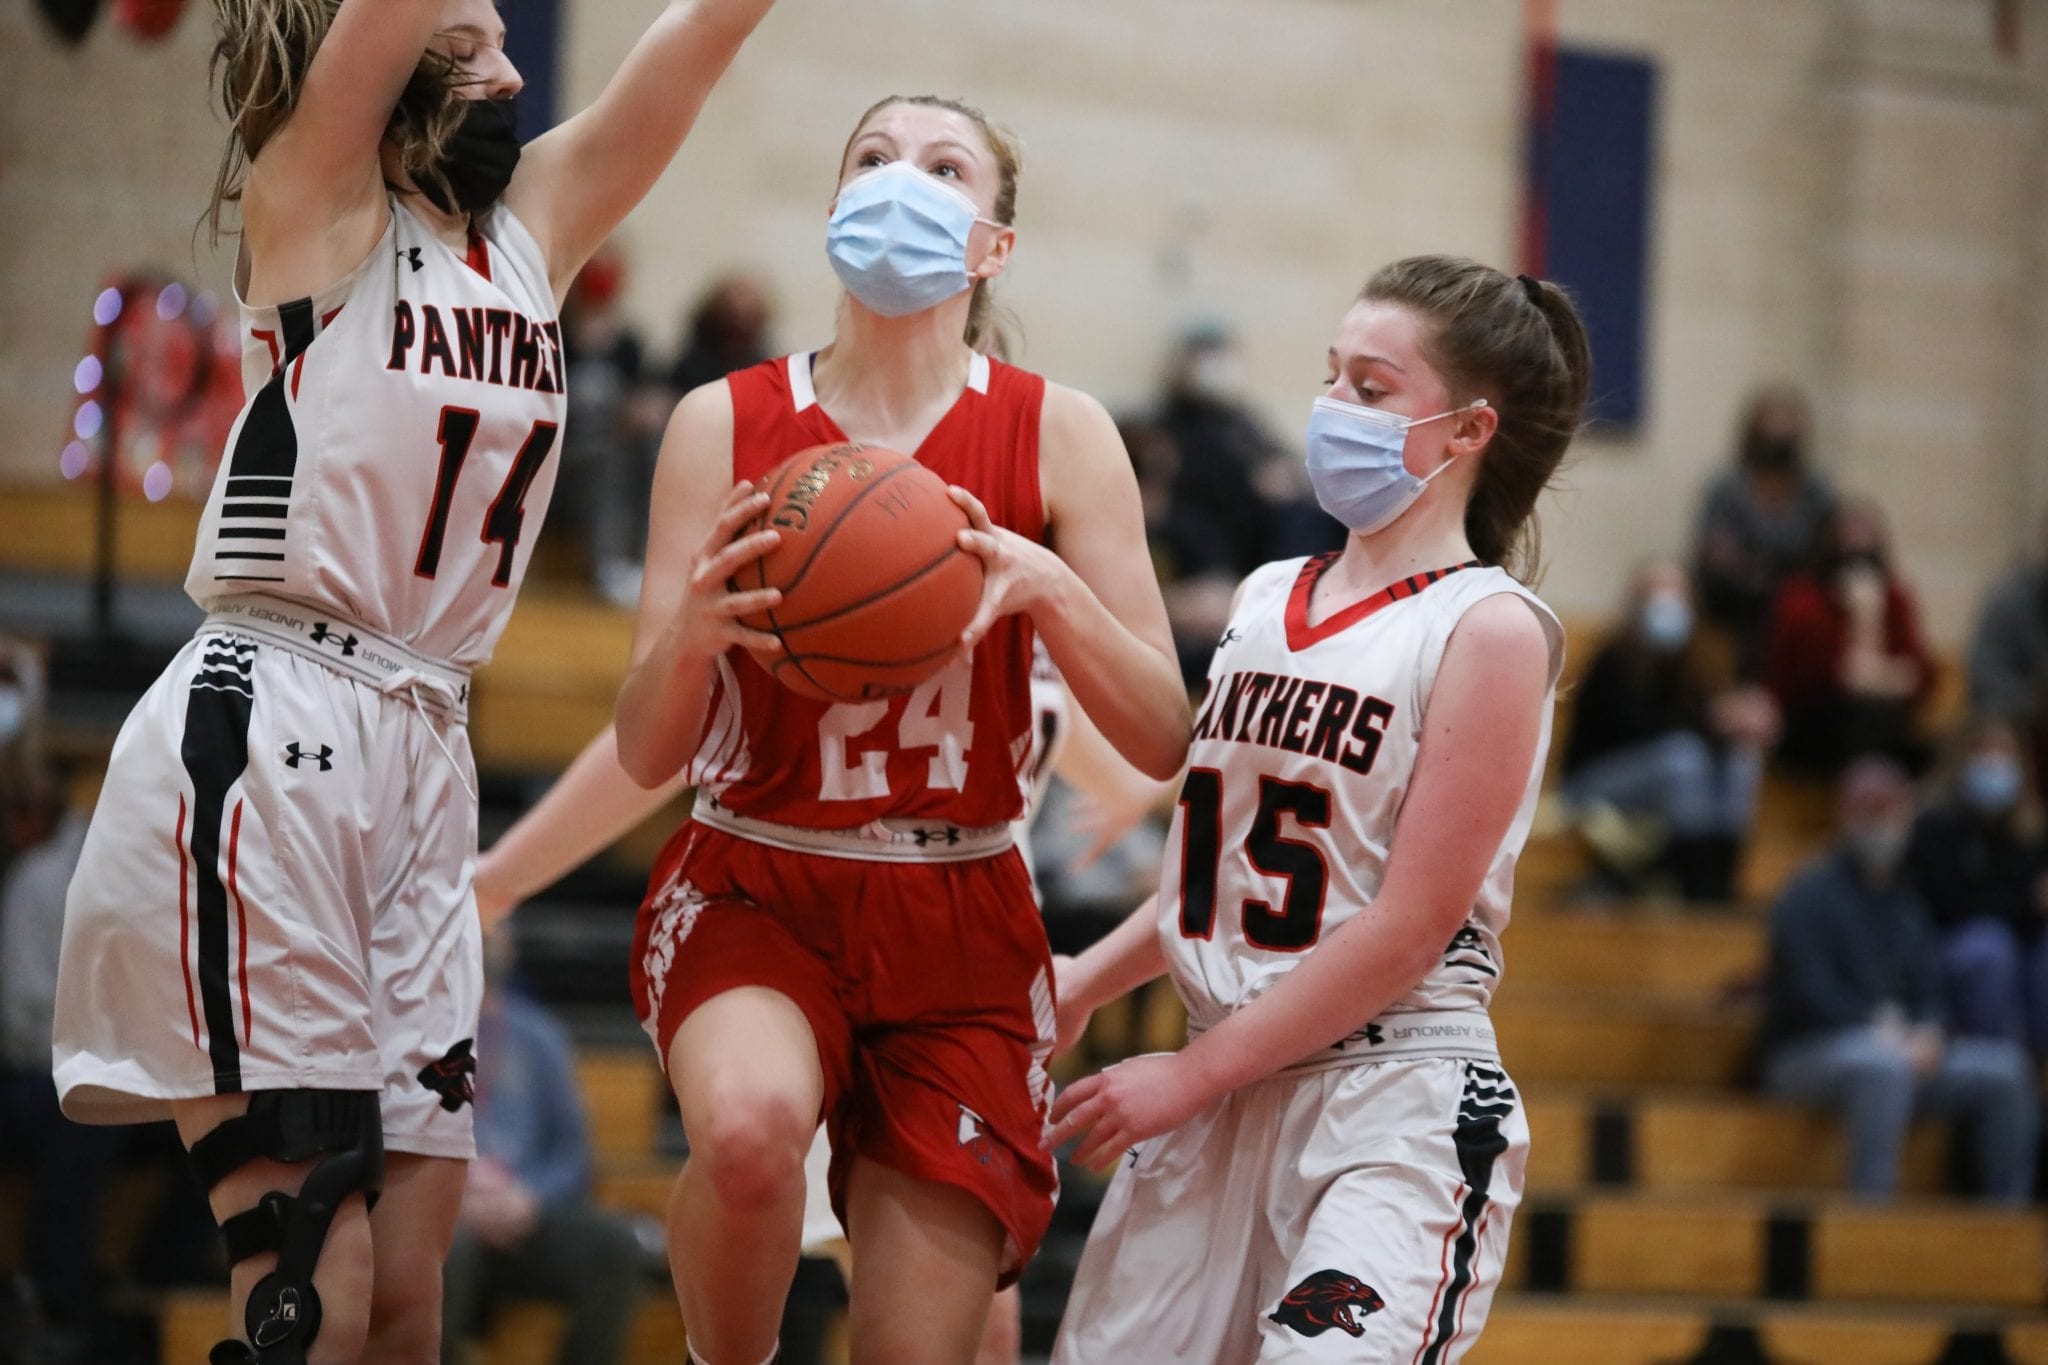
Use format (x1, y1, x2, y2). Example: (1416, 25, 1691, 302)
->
(187, 199, 565, 668)
(1158, 553, 1563, 1055)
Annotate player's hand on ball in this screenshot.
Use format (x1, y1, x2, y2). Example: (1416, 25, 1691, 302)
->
(675, 482, 785, 660)
(950, 485, 1066, 650)
(1049, 1053, 1207, 1171)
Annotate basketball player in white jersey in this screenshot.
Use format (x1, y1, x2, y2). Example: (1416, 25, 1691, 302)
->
(471, 634, 1167, 1364)
(51, 4, 775, 1361)
(1047, 257, 1592, 1363)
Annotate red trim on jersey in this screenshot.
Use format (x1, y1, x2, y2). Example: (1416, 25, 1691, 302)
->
(289, 306, 344, 400)
(465, 227, 493, 282)
(1411, 1184, 1468, 1365)
(228, 799, 252, 1047)
(175, 796, 201, 1051)
(251, 328, 282, 377)
(1284, 555, 1482, 651)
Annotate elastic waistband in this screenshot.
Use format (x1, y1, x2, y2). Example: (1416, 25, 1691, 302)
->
(200, 594, 470, 721)
(1195, 1009, 1500, 1074)
(693, 793, 1014, 864)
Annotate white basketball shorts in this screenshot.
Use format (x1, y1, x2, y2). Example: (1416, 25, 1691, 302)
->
(53, 620, 482, 1158)
(1054, 1056, 1526, 1364)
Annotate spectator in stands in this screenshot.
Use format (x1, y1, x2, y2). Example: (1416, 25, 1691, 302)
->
(1765, 498, 1935, 776)
(1156, 323, 1293, 579)
(1693, 384, 1837, 676)
(1, 761, 217, 1361)
(1761, 758, 2038, 1203)
(1969, 505, 2048, 782)
(559, 245, 666, 606)
(1905, 718, 2048, 1051)
(441, 931, 646, 1365)
(668, 271, 776, 397)
(1560, 559, 1779, 901)
(0, 636, 52, 884)
(1120, 415, 1237, 686)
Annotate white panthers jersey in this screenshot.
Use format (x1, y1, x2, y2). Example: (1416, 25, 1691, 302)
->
(187, 199, 564, 669)
(1159, 555, 1562, 1045)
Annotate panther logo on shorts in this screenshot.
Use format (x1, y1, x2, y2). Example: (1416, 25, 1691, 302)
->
(1268, 1269, 1386, 1339)
(418, 1038, 477, 1112)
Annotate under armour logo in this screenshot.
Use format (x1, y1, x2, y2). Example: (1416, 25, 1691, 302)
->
(309, 623, 358, 656)
(911, 827, 964, 847)
(1219, 627, 1243, 647)
(399, 247, 424, 273)
(1363, 1022, 1385, 1046)
(284, 743, 333, 771)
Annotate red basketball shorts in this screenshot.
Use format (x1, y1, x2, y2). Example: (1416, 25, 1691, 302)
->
(630, 820, 1058, 1283)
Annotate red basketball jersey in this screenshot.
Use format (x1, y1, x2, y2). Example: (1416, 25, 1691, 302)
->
(687, 352, 1047, 829)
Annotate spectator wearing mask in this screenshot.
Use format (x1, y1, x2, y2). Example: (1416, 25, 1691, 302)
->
(668, 272, 775, 397)
(441, 932, 646, 1365)
(1693, 384, 1838, 676)
(1157, 324, 1339, 577)
(1969, 505, 2048, 781)
(559, 245, 663, 605)
(1560, 560, 1780, 901)
(1905, 719, 2048, 1050)
(1761, 758, 2038, 1203)
(1766, 498, 1935, 775)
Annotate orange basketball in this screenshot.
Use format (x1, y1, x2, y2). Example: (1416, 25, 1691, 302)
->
(734, 443, 985, 703)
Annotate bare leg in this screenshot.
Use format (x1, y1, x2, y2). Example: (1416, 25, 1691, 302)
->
(363, 1153, 466, 1363)
(666, 986, 824, 1364)
(845, 1157, 1005, 1365)
(975, 1285, 1022, 1365)
(172, 1095, 375, 1365)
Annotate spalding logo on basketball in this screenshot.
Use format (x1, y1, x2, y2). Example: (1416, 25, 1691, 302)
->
(734, 443, 984, 703)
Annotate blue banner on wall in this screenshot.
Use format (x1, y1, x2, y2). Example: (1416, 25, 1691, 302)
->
(1524, 45, 1658, 432)
(500, 0, 561, 140)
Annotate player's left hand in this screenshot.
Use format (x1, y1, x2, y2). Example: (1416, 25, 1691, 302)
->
(1049, 1052, 1210, 1172)
(950, 485, 1069, 651)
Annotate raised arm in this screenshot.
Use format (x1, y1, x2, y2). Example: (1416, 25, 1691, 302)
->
(507, 0, 776, 294)
(239, 1, 449, 290)
(955, 385, 1190, 781)
(1052, 593, 1552, 1165)
(613, 382, 782, 788)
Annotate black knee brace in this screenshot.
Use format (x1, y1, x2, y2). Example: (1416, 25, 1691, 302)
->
(188, 1090, 384, 1365)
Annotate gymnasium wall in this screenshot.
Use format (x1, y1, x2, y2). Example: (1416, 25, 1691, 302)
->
(3, 0, 2044, 641)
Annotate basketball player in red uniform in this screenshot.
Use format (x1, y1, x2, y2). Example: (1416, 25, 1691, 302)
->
(486, 96, 1186, 1362)
(50, 3, 774, 1362)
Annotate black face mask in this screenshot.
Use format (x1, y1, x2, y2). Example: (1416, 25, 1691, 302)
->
(418, 97, 521, 217)
(1742, 436, 1802, 474)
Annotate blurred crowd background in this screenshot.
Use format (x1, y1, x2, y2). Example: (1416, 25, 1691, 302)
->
(6, 1, 2048, 1362)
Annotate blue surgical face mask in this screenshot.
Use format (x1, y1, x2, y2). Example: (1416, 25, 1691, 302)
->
(826, 162, 998, 319)
(1961, 753, 2024, 817)
(1639, 593, 1694, 653)
(0, 686, 21, 747)
(1305, 395, 1487, 535)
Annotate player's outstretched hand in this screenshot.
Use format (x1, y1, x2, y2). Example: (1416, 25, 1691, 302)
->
(1049, 1052, 1208, 1172)
(674, 481, 785, 660)
(1051, 954, 1093, 1057)
(950, 485, 1068, 652)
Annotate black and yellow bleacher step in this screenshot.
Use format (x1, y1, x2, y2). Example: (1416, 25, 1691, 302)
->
(1524, 1090, 1948, 1196)
(1501, 1192, 2048, 1308)
(1493, 987, 1753, 1088)
(1471, 1296, 2048, 1365)
(1506, 910, 1765, 1003)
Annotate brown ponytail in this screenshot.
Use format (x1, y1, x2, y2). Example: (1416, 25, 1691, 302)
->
(837, 95, 1023, 358)
(1360, 256, 1591, 580)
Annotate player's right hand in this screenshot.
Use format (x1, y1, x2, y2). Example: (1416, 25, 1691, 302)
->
(672, 482, 785, 661)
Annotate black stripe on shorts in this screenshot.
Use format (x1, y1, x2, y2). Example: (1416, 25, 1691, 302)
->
(1417, 1061, 1517, 1365)
(178, 642, 256, 1090)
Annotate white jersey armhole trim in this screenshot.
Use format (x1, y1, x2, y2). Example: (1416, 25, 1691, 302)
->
(788, 352, 817, 412)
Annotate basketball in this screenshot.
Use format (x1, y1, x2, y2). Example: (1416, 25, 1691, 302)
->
(735, 442, 985, 703)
